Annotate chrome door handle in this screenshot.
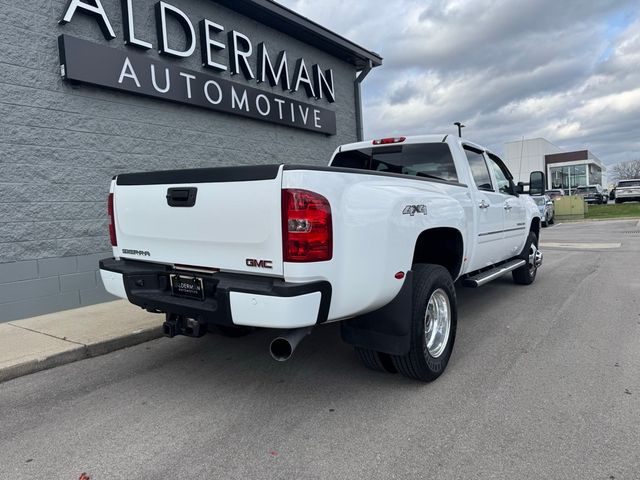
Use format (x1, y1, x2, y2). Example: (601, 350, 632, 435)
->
(478, 200, 490, 209)
(504, 203, 512, 211)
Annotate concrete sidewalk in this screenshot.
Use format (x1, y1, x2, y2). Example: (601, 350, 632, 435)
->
(0, 301, 163, 383)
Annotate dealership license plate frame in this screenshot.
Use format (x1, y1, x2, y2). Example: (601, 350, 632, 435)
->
(170, 274, 204, 301)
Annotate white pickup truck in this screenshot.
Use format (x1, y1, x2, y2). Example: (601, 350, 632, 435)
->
(100, 134, 545, 382)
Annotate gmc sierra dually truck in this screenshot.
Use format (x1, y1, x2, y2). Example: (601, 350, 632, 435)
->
(99, 134, 545, 382)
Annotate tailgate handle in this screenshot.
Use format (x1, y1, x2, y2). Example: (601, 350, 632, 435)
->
(166, 187, 197, 207)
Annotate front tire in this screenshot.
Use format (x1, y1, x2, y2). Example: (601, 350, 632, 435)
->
(391, 264, 457, 382)
(512, 232, 540, 285)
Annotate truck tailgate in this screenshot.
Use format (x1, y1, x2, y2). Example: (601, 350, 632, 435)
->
(112, 165, 284, 275)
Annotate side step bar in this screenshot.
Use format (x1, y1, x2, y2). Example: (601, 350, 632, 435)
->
(462, 259, 526, 288)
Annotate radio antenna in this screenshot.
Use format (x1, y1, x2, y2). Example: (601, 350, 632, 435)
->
(518, 136, 525, 184)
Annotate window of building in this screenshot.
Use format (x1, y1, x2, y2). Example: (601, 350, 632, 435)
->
(589, 164, 602, 186)
(550, 164, 587, 191)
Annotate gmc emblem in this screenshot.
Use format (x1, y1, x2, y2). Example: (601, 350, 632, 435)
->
(246, 258, 273, 269)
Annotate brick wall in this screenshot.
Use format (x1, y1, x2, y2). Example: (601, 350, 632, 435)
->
(0, 0, 358, 321)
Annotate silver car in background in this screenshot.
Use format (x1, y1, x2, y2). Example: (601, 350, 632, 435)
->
(546, 189, 565, 200)
(532, 194, 555, 227)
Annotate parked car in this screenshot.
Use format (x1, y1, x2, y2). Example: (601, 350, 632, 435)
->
(546, 189, 564, 200)
(574, 185, 606, 204)
(613, 179, 640, 204)
(99, 134, 545, 382)
(532, 194, 554, 226)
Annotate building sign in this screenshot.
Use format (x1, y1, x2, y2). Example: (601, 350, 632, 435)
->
(59, 35, 337, 134)
(57, 0, 337, 135)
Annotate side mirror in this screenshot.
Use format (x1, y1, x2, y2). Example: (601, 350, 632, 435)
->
(516, 182, 525, 194)
(546, 200, 553, 206)
(529, 171, 545, 196)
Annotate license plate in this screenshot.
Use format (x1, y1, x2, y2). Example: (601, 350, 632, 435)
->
(170, 274, 204, 300)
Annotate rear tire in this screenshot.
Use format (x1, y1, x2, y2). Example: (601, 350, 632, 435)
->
(355, 347, 397, 373)
(391, 264, 457, 382)
(512, 232, 539, 285)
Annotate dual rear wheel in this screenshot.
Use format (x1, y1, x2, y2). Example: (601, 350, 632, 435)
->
(357, 264, 458, 382)
(357, 233, 541, 381)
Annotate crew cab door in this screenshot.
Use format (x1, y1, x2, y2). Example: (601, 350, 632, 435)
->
(486, 152, 527, 258)
(463, 146, 505, 271)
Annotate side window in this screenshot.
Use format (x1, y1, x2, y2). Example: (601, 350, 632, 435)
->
(487, 154, 512, 195)
(464, 147, 493, 191)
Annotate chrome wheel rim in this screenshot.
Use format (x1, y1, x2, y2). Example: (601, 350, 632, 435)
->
(528, 242, 542, 275)
(424, 288, 451, 358)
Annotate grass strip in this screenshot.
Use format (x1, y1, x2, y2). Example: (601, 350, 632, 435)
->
(585, 203, 640, 219)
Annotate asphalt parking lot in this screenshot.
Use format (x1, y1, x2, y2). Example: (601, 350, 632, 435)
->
(1, 219, 639, 480)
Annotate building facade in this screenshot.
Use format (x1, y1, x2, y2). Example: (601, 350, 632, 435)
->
(0, 0, 381, 322)
(546, 150, 605, 193)
(504, 138, 562, 185)
(504, 138, 606, 193)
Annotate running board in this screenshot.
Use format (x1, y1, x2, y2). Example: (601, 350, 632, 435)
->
(462, 259, 526, 288)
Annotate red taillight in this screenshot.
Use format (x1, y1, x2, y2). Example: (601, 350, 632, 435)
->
(373, 136, 406, 145)
(107, 193, 117, 247)
(282, 189, 332, 262)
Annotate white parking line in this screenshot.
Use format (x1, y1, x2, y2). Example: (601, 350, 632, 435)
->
(540, 242, 622, 249)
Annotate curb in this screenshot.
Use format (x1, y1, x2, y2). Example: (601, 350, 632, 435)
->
(554, 216, 640, 224)
(0, 346, 86, 384)
(0, 325, 163, 384)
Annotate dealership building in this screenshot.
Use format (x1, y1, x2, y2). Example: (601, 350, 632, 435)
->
(504, 138, 607, 193)
(0, 0, 382, 321)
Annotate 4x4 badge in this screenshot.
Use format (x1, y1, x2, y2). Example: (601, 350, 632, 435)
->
(403, 205, 427, 216)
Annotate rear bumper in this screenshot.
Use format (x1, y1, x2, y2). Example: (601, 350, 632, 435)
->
(99, 258, 331, 329)
(616, 193, 640, 201)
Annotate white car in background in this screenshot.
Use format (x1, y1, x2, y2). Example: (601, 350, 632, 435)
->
(532, 194, 554, 227)
(613, 179, 640, 204)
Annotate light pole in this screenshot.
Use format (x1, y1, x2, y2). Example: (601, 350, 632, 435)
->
(454, 122, 465, 138)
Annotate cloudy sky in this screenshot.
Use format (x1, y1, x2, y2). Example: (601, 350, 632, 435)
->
(278, 0, 639, 167)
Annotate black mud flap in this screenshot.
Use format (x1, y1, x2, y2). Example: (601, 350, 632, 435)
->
(340, 271, 412, 356)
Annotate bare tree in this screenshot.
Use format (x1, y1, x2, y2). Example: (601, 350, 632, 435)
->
(611, 159, 640, 181)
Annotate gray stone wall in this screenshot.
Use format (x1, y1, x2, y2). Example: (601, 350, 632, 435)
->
(0, 0, 358, 321)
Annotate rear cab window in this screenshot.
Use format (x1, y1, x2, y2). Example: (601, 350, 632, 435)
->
(618, 180, 640, 188)
(331, 143, 459, 183)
